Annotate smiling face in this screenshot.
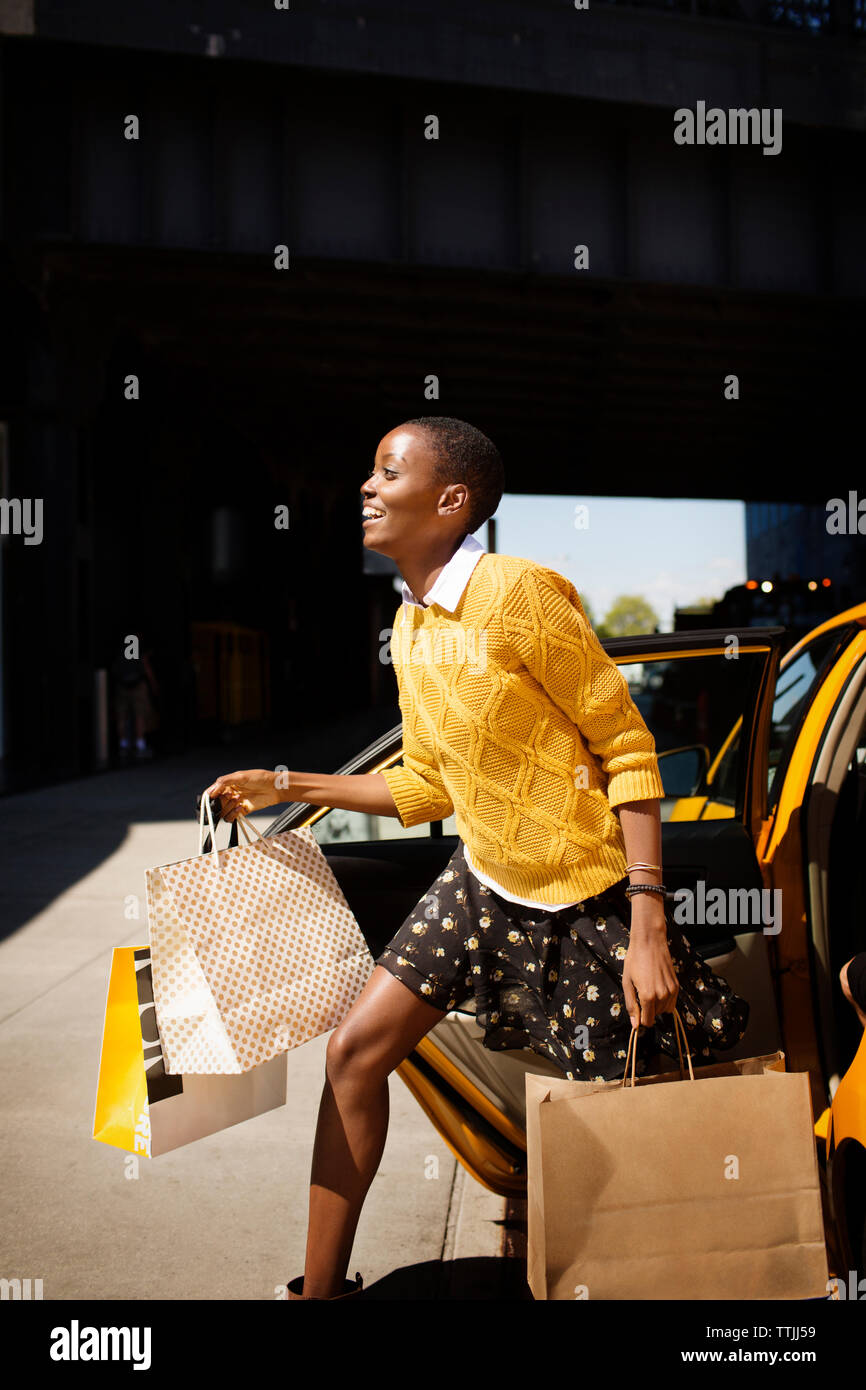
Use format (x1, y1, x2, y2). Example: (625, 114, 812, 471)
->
(360, 426, 468, 559)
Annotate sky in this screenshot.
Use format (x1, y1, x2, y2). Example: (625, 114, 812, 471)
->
(473, 494, 747, 632)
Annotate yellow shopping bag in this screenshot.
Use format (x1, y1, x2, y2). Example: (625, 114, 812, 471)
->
(92, 946, 286, 1157)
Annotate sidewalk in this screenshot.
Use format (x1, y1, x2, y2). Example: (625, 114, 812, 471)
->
(0, 715, 525, 1299)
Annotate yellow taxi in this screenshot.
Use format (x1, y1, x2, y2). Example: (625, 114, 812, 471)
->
(266, 601, 866, 1276)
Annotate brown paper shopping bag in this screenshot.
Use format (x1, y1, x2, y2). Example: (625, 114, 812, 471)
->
(525, 1010, 829, 1301)
(146, 794, 375, 1074)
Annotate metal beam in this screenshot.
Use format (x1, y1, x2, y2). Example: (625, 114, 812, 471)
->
(27, 0, 866, 131)
(3, 43, 864, 297)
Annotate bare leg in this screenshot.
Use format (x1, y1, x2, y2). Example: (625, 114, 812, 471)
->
(301, 964, 448, 1298)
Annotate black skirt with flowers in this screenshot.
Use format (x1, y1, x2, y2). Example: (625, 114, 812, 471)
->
(375, 840, 750, 1082)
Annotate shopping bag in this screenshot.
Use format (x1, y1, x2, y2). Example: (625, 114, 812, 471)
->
(525, 1010, 829, 1300)
(146, 794, 375, 1074)
(92, 946, 287, 1157)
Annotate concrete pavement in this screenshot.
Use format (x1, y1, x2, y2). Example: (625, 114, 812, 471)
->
(0, 714, 527, 1300)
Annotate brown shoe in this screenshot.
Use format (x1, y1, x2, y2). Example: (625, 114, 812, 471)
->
(286, 1272, 364, 1300)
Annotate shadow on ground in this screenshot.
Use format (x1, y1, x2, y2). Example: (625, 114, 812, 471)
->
(354, 1256, 533, 1300)
(0, 705, 399, 944)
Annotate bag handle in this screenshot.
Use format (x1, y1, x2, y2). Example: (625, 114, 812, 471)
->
(198, 791, 265, 863)
(619, 1006, 695, 1088)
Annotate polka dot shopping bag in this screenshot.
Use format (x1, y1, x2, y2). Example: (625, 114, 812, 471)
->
(146, 793, 375, 1073)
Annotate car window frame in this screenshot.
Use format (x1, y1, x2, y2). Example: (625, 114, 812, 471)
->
(766, 623, 858, 816)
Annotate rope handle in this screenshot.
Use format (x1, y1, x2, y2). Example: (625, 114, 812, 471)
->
(619, 1006, 695, 1088)
(198, 790, 265, 863)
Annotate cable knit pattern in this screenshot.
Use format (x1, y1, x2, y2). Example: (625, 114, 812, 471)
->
(381, 553, 665, 904)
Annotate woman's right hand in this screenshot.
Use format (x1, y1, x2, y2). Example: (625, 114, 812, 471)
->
(203, 769, 288, 820)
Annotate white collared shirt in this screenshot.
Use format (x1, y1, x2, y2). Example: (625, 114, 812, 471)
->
(399, 533, 582, 911)
(400, 532, 487, 610)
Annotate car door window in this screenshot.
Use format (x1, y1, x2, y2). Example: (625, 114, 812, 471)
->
(767, 627, 854, 812)
(309, 804, 435, 845)
(617, 652, 770, 821)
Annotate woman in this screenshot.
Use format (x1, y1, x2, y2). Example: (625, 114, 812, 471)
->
(206, 415, 749, 1301)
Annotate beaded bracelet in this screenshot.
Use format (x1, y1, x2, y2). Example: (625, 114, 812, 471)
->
(626, 883, 676, 903)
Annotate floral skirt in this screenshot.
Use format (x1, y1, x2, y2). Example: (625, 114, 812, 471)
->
(375, 840, 750, 1082)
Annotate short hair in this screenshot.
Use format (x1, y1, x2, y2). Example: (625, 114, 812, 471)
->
(401, 416, 504, 538)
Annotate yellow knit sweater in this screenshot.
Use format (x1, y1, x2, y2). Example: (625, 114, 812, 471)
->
(380, 552, 665, 905)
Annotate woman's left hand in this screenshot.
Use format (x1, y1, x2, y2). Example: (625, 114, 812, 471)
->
(621, 898, 679, 1029)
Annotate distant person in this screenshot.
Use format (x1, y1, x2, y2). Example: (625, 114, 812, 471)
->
(111, 633, 159, 763)
(840, 953, 866, 1029)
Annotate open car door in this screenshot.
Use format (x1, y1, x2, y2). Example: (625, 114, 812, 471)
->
(265, 625, 786, 1197)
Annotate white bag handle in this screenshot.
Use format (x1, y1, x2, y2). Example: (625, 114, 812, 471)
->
(198, 791, 265, 863)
